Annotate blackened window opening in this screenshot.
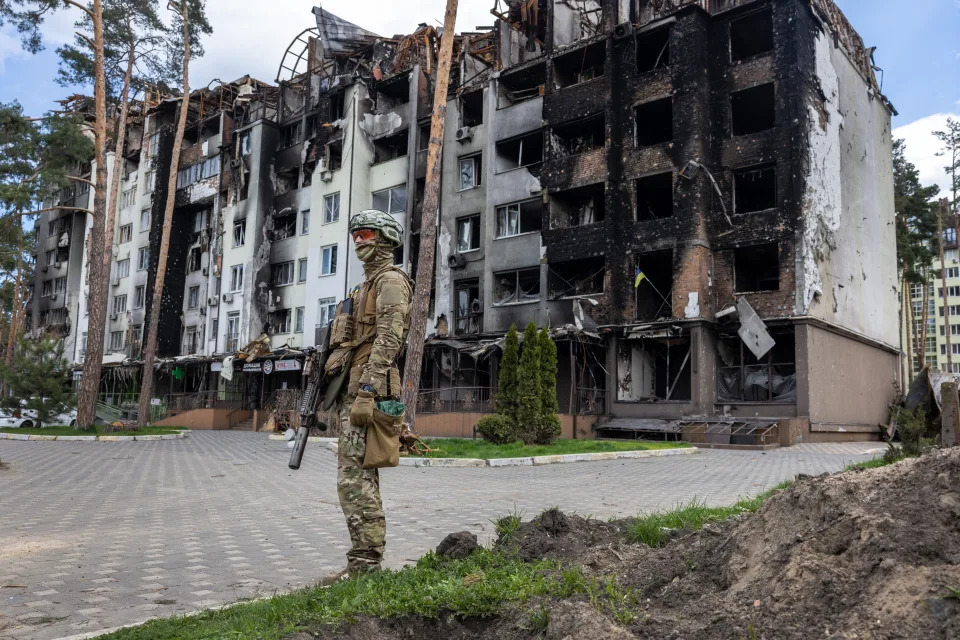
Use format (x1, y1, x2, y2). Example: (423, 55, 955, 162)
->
(731, 83, 775, 136)
(417, 123, 430, 151)
(460, 90, 483, 126)
(730, 9, 774, 62)
(274, 210, 297, 240)
(734, 164, 776, 213)
(375, 74, 410, 110)
(548, 256, 605, 299)
(373, 131, 409, 164)
(494, 267, 540, 305)
(495, 131, 544, 172)
(497, 63, 546, 108)
(634, 249, 673, 320)
(636, 172, 673, 220)
(455, 279, 482, 334)
(553, 41, 605, 89)
(624, 337, 691, 401)
(734, 243, 779, 292)
(326, 140, 343, 171)
(635, 26, 670, 72)
(275, 166, 299, 195)
(635, 98, 673, 146)
(550, 182, 605, 228)
(550, 114, 604, 158)
(717, 329, 796, 402)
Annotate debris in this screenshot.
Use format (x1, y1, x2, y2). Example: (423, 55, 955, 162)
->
(435, 531, 479, 559)
(735, 297, 775, 360)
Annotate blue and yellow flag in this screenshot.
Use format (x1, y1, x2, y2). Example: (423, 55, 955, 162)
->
(634, 269, 647, 288)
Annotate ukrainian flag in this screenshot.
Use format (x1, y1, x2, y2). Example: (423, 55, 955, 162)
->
(634, 269, 646, 288)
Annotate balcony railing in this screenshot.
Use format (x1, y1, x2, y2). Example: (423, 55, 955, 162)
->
(574, 387, 606, 415)
(416, 387, 493, 414)
(164, 390, 245, 412)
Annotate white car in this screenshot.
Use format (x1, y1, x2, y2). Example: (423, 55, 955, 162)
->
(0, 401, 77, 428)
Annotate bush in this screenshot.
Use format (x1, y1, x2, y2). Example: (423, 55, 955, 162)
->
(495, 326, 520, 424)
(476, 414, 518, 445)
(516, 322, 542, 443)
(533, 414, 562, 445)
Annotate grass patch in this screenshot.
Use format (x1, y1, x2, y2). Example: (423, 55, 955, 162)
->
(845, 456, 891, 471)
(624, 481, 792, 547)
(420, 438, 689, 459)
(99, 550, 591, 640)
(0, 425, 184, 436)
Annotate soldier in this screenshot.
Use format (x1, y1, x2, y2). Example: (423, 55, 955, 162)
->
(324, 209, 413, 579)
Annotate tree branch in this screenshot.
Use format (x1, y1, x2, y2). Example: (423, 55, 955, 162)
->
(21, 207, 95, 217)
(75, 31, 95, 49)
(63, 0, 96, 19)
(67, 176, 95, 188)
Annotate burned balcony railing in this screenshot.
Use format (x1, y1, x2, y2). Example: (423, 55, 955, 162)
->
(574, 387, 606, 415)
(415, 387, 493, 414)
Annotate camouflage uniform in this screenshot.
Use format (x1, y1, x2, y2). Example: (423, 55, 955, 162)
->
(334, 222, 412, 574)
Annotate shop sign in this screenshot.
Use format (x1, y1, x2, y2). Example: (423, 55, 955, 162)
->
(210, 362, 223, 372)
(274, 360, 302, 372)
(262, 360, 275, 375)
(242, 362, 262, 372)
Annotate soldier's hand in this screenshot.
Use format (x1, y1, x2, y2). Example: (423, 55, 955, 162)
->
(350, 390, 375, 428)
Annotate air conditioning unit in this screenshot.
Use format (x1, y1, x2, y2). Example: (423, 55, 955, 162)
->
(41, 265, 48, 273)
(613, 21, 634, 40)
(455, 126, 473, 142)
(202, 267, 208, 276)
(110, 313, 118, 321)
(448, 253, 467, 269)
(111, 277, 120, 287)
(320, 170, 334, 182)
(49, 294, 58, 302)
(200, 306, 207, 316)
(222, 292, 234, 303)
(54, 261, 62, 269)
(208, 296, 219, 306)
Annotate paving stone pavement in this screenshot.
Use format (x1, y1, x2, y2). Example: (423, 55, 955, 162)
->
(0, 432, 882, 640)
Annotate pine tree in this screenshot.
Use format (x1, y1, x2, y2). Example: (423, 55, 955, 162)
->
(535, 327, 561, 444)
(495, 324, 520, 424)
(516, 322, 541, 443)
(0, 337, 75, 426)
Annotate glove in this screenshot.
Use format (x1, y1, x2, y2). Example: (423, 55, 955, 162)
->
(350, 390, 375, 428)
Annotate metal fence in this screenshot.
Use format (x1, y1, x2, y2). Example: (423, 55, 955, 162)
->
(574, 387, 606, 415)
(164, 390, 245, 412)
(415, 387, 493, 414)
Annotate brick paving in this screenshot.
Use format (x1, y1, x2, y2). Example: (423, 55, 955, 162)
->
(0, 432, 881, 640)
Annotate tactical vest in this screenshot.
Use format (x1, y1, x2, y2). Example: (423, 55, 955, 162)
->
(324, 265, 412, 399)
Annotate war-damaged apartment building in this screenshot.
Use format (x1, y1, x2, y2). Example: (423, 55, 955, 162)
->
(29, 0, 899, 443)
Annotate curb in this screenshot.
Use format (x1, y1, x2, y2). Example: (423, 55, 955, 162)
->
(268, 433, 697, 467)
(0, 430, 189, 442)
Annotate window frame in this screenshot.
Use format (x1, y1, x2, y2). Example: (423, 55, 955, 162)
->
(187, 286, 200, 310)
(495, 199, 542, 238)
(458, 154, 482, 191)
(323, 192, 340, 224)
(230, 265, 244, 292)
(456, 214, 481, 253)
(320, 245, 338, 276)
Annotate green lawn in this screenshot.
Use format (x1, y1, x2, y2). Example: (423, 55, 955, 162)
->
(0, 425, 185, 436)
(420, 438, 689, 459)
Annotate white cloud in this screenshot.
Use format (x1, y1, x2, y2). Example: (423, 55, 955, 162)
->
(0, 26, 27, 74)
(191, 0, 495, 87)
(893, 112, 960, 198)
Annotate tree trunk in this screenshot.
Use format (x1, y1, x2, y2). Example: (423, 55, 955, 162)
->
(919, 266, 930, 373)
(138, 0, 190, 427)
(5, 219, 25, 368)
(75, 0, 108, 429)
(399, 0, 459, 431)
(940, 200, 952, 371)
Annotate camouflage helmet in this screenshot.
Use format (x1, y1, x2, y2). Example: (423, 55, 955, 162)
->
(350, 209, 403, 248)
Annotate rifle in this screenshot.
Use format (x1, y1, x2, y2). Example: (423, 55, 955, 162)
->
(288, 324, 333, 470)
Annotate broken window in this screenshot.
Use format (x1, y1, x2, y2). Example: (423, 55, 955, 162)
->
(496, 199, 542, 238)
(329, 91, 345, 121)
(549, 114, 604, 158)
(717, 328, 795, 402)
(187, 286, 199, 309)
(553, 41, 605, 89)
(734, 164, 776, 213)
(372, 185, 406, 215)
(455, 279, 482, 334)
(192, 209, 209, 233)
(417, 123, 430, 151)
(459, 90, 483, 126)
(618, 336, 692, 401)
(497, 63, 546, 109)
(137, 247, 149, 270)
(183, 326, 198, 355)
(118, 224, 132, 244)
(734, 243, 779, 292)
(239, 132, 251, 156)
(321, 244, 337, 275)
(187, 247, 202, 273)
(282, 121, 303, 148)
(635, 26, 670, 72)
(270, 309, 292, 334)
(550, 182, 605, 228)
(548, 256, 605, 299)
(635, 172, 673, 220)
(375, 74, 410, 111)
(176, 157, 220, 189)
(373, 130, 408, 164)
(493, 267, 540, 305)
(456, 214, 481, 252)
(634, 250, 673, 321)
(729, 8, 773, 62)
(635, 98, 673, 146)
(325, 140, 343, 171)
(274, 210, 297, 240)
(459, 154, 482, 190)
(495, 131, 543, 172)
(271, 261, 295, 287)
(731, 83, 775, 136)
(233, 220, 245, 247)
(275, 166, 299, 195)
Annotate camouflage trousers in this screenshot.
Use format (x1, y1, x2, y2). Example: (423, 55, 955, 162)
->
(337, 395, 386, 572)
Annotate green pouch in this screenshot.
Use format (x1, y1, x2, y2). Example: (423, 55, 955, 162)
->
(375, 399, 405, 417)
(321, 366, 350, 411)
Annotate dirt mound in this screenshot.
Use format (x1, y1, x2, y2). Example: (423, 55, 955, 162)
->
(302, 450, 960, 639)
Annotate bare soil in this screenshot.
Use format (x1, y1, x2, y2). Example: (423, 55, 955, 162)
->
(301, 449, 960, 639)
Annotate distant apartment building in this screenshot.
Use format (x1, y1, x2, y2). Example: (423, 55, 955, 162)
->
(29, 0, 898, 442)
(903, 237, 960, 377)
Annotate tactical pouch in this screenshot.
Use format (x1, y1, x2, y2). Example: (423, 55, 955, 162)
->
(362, 401, 404, 469)
(387, 366, 402, 398)
(329, 312, 353, 346)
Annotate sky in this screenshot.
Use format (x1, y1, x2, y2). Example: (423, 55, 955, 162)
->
(1, 0, 958, 193)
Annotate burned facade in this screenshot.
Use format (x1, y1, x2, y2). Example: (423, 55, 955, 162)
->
(31, 0, 897, 441)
